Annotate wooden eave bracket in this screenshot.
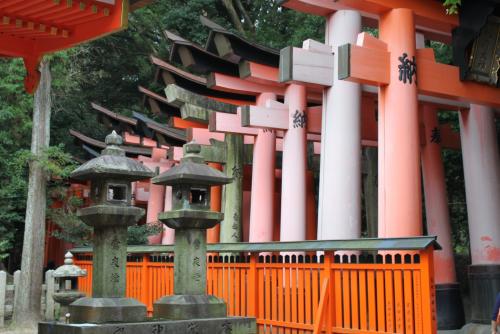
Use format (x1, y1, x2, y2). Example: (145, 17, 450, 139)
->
(337, 32, 390, 87)
(279, 45, 335, 88)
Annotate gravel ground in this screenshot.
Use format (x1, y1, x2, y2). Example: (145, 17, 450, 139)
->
(0, 329, 37, 334)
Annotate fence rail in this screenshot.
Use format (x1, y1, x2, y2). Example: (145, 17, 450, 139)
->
(0, 270, 60, 327)
(73, 237, 439, 334)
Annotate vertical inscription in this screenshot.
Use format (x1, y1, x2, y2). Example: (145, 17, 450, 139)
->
(292, 110, 307, 128)
(430, 127, 441, 144)
(398, 53, 417, 84)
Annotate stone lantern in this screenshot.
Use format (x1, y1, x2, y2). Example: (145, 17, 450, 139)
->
(52, 252, 87, 319)
(152, 141, 232, 320)
(68, 131, 155, 323)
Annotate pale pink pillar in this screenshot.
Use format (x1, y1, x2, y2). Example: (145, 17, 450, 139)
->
(145, 148, 169, 245)
(378, 9, 422, 237)
(280, 84, 307, 242)
(248, 92, 277, 242)
(161, 185, 174, 244)
(459, 105, 500, 265)
(421, 105, 457, 284)
(318, 10, 362, 240)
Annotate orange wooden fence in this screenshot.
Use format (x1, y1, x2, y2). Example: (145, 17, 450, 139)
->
(73, 238, 438, 334)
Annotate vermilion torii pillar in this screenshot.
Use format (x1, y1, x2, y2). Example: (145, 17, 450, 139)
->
(374, 9, 422, 237)
(421, 105, 457, 283)
(421, 104, 464, 329)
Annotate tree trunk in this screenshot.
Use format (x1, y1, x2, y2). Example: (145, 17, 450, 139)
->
(221, 0, 245, 34)
(13, 59, 51, 327)
(233, 0, 254, 32)
(363, 147, 378, 238)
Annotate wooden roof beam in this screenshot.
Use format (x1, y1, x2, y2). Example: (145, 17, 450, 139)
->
(200, 16, 280, 67)
(338, 36, 500, 108)
(150, 55, 255, 103)
(165, 30, 240, 76)
(278, 0, 457, 42)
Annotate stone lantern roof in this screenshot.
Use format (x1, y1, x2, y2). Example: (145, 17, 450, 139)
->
(70, 131, 154, 181)
(53, 252, 87, 278)
(152, 141, 232, 186)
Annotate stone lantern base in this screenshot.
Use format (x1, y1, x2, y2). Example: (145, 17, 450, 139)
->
(68, 297, 147, 323)
(153, 294, 227, 320)
(39, 316, 256, 334)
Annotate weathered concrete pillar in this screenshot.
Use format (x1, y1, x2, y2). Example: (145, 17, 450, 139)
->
(318, 10, 362, 240)
(249, 93, 277, 242)
(220, 134, 244, 242)
(459, 105, 500, 324)
(421, 104, 464, 330)
(378, 8, 422, 237)
(280, 84, 307, 242)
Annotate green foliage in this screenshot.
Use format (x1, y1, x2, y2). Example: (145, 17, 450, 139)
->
(127, 223, 164, 245)
(0, 59, 33, 264)
(50, 197, 93, 246)
(443, 0, 461, 14)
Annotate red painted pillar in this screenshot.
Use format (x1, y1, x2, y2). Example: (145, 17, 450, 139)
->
(249, 93, 277, 242)
(280, 84, 307, 242)
(421, 104, 464, 329)
(378, 9, 422, 237)
(421, 105, 457, 283)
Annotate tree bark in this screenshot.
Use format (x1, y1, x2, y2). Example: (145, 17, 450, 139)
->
(220, 0, 245, 34)
(13, 59, 51, 327)
(233, 0, 254, 32)
(363, 147, 378, 238)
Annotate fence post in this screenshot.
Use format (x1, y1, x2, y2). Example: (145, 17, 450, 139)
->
(420, 247, 437, 333)
(323, 251, 334, 333)
(247, 253, 258, 318)
(12, 270, 20, 311)
(313, 277, 330, 334)
(45, 270, 55, 321)
(0, 271, 6, 328)
(141, 254, 150, 310)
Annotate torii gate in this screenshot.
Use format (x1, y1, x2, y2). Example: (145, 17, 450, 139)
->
(163, 29, 325, 244)
(279, 0, 500, 330)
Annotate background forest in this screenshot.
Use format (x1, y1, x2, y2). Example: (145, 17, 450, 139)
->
(0, 0, 488, 284)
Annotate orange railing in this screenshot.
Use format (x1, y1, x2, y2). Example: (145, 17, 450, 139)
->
(73, 237, 439, 334)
